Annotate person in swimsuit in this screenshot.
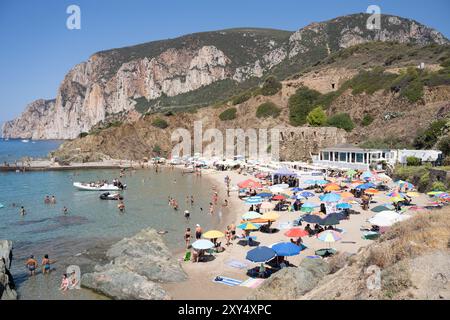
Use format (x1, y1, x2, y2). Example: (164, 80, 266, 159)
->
(62, 206, 68, 215)
(59, 274, 69, 291)
(20, 206, 26, 216)
(195, 224, 202, 240)
(225, 226, 232, 246)
(118, 201, 125, 213)
(190, 195, 194, 206)
(25, 255, 38, 276)
(41, 254, 52, 274)
(184, 228, 191, 249)
(230, 223, 236, 240)
(184, 210, 190, 220)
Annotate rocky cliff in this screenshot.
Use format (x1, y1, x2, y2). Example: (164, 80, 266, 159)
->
(0, 240, 17, 300)
(3, 13, 448, 139)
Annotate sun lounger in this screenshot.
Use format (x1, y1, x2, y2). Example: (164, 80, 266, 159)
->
(213, 276, 243, 287)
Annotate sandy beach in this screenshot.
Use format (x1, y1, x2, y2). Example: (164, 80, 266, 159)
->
(162, 167, 433, 300)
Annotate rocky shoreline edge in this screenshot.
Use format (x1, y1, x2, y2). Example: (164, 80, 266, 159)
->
(79, 228, 187, 300)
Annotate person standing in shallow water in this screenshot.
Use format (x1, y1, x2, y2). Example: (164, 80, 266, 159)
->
(25, 255, 38, 276)
(20, 206, 26, 216)
(41, 254, 53, 274)
(184, 228, 191, 248)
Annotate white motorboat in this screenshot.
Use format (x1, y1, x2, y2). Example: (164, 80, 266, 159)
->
(21, 139, 30, 143)
(73, 182, 125, 191)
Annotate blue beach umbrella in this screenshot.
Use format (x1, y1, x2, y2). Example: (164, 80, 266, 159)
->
(301, 202, 318, 208)
(245, 196, 263, 205)
(304, 179, 316, 185)
(356, 182, 375, 190)
(271, 242, 301, 256)
(257, 192, 273, 198)
(291, 187, 303, 192)
(320, 193, 341, 202)
(301, 214, 323, 224)
(336, 203, 352, 209)
(246, 246, 277, 263)
(300, 191, 315, 198)
(361, 171, 373, 180)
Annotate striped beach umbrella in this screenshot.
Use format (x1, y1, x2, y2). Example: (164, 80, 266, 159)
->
(260, 211, 280, 221)
(203, 230, 225, 239)
(237, 222, 260, 230)
(242, 211, 261, 220)
(336, 202, 352, 209)
(317, 230, 342, 243)
(245, 196, 263, 205)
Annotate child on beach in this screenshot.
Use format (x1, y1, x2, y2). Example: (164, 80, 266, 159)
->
(59, 274, 69, 291)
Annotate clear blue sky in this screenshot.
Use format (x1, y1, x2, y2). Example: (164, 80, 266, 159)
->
(1, 0, 449, 122)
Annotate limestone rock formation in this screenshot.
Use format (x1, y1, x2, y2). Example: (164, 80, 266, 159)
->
(81, 228, 186, 300)
(3, 13, 447, 140)
(0, 240, 17, 300)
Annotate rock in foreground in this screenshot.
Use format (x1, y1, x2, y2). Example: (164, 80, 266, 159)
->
(247, 258, 330, 300)
(81, 228, 187, 300)
(0, 240, 17, 300)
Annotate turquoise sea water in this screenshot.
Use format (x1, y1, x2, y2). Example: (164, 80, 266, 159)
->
(0, 140, 224, 299)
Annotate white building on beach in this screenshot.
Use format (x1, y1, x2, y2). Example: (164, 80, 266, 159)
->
(312, 144, 443, 170)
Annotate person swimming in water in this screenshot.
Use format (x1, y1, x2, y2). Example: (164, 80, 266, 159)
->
(62, 206, 68, 215)
(118, 201, 125, 213)
(20, 206, 26, 216)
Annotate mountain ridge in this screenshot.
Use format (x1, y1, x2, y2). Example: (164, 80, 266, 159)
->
(2, 13, 449, 140)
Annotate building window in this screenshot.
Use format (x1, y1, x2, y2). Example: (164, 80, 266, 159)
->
(334, 152, 339, 161)
(323, 152, 329, 161)
(351, 153, 356, 163)
(339, 152, 346, 162)
(356, 153, 364, 163)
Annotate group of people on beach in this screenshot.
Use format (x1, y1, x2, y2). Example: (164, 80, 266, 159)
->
(25, 254, 53, 276)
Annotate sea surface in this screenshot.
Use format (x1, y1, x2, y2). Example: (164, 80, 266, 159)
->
(0, 139, 223, 299)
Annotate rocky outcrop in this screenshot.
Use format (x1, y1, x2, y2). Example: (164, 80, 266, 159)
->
(3, 14, 447, 140)
(247, 258, 331, 300)
(0, 240, 17, 300)
(81, 228, 186, 300)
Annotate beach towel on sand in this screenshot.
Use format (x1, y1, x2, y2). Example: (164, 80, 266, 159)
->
(183, 251, 191, 262)
(213, 276, 243, 287)
(226, 259, 248, 269)
(240, 278, 265, 288)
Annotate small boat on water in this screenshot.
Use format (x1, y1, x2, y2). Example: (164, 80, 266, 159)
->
(0, 203, 4, 209)
(21, 139, 30, 143)
(73, 182, 126, 191)
(99, 192, 124, 200)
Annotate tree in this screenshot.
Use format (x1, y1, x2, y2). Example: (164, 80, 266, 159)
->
(327, 113, 355, 132)
(437, 135, 450, 156)
(288, 87, 322, 126)
(406, 156, 421, 166)
(306, 106, 327, 126)
(256, 102, 281, 118)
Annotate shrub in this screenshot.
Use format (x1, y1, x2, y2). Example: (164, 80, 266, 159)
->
(430, 181, 447, 191)
(152, 144, 162, 155)
(413, 119, 447, 149)
(256, 102, 281, 118)
(219, 107, 237, 121)
(343, 67, 397, 95)
(437, 136, 450, 156)
(327, 113, 355, 132)
(306, 106, 327, 126)
(151, 118, 169, 129)
(232, 91, 252, 105)
(406, 156, 421, 166)
(361, 114, 374, 126)
(288, 87, 322, 126)
(261, 76, 282, 96)
(79, 132, 89, 138)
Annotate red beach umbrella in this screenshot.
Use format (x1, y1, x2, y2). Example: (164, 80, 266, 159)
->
(284, 228, 309, 238)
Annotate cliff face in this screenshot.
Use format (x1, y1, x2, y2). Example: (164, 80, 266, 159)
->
(3, 13, 448, 139)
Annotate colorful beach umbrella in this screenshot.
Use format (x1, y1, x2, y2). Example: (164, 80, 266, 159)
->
(356, 182, 375, 190)
(324, 183, 340, 192)
(191, 239, 214, 250)
(319, 215, 340, 226)
(260, 202, 275, 210)
(291, 187, 303, 192)
(427, 191, 445, 196)
(300, 206, 314, 213)
(336, 202, 352, 209)
(271, 242, 301, 257)
(361, 171, 373, 180)
(237, 222, 260, 230)
(238, 179, 262, 189)
(371, 204, 394, 212)
(320, 193, 341, 202)
(284, 228, 309, 238)
(390, 196, 404, 203)
(365, 188, 379, 195)
(317, 230, 342, 243)
(246, 246, 276, 263)
(302, 202, 318, 208)
(242, 211, 261, 220)
(202, 230, 225, 239)
(260, 211, 280, 221)
(406, 192, 420, 198)
(340, 191, 354, 198)
(302, 214, 323, 224)
(245, 196, 263, 205)
(272, 195, 286, 201)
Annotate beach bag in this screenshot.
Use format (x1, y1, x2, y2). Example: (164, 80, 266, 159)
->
(184, 251, 191, 262)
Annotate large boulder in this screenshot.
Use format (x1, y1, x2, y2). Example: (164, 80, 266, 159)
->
(247, 258, 330, 300)
(81, 267, 170, 300)
(81, 228, 187, 300)
(0, 240, 17, 300)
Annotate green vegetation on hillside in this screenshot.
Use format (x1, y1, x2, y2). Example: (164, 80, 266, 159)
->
(256, 102, 281, 118)
(361, 114, 374, 126)
(413, 119, 448, 149)
(306, 106, 327, 126)
(261, 76, 282, 96)
(327, 113, 355, 132)
(151, 118, 169, 129)
(219, 107, 237, 121)
(288, 87, 335, 126)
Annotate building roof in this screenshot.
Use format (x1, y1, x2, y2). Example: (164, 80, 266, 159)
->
(321, 143, 388, 153)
